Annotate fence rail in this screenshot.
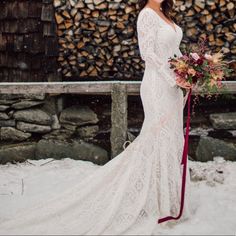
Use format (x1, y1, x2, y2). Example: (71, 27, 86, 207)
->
(0, 81, 236, 94)
(0, 81, 235, 158)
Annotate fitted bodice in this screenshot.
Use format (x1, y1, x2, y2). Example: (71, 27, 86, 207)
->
(137, 7, 184, 88)
(145, 7, 183, 61)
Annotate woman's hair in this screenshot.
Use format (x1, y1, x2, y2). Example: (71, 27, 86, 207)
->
(138, 0, 175, 22)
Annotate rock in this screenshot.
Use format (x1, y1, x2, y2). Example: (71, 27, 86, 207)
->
(0, 94, 24, 100)
(11, 100, 44, 110)
(0, 142, 36, 164)
(51, 114, 61, 130)
(0, 119, 16, 127)
(61, 123, 77, 131)
(0, 127, 31, 141)
(42, 129, 74, 140)
(59, 105, 99, 126)
(127, 131, 136, 142)
(76, 125, 99, 138)
(0, 94, 45, 100)
(188, 127, 214, 136)
(0, 112, 10, 120)
(17, 121, 51, 133)
(229, 130, 236, 137)
(0, 100, 17, 105)
(196, 136, 236, 162)
(24, 94, 46, 100)
(207, 129, 235, 138)
(41, 96, 57, 115)
(35, 139, 108, 165)
(13, 108, 52, 125)
(7, 110, 14, 118)
(209, 112, 236, 130)
(0, 105, 10, 111)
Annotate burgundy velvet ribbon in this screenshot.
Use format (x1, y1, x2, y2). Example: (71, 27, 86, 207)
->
(157, 88, 192, 224)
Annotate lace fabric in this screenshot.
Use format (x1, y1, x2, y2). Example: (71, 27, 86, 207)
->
(137, 8, 178, 88)
(0, 7, 195, 235)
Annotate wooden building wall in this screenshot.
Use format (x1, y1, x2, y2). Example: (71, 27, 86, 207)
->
(0, 0, 60, 82)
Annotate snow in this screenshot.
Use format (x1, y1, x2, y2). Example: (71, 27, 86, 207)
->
(0, 157, 236, 235)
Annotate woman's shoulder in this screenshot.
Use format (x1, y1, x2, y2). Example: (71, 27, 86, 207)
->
(137, 7, 158, 27)
(140, 6, 155, 13)
(138, 7, 155, 18)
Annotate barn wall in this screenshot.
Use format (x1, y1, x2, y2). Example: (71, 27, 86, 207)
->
(0, 0, 61, 82)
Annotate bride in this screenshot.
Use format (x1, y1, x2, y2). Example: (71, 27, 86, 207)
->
(0, 0, 195, 235)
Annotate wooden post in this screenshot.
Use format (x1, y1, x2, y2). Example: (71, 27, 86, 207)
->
(111, 83, 128, 159)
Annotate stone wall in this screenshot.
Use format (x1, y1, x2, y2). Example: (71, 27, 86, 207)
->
(0, 93, 236, 165)
(0, 93, 111, 165)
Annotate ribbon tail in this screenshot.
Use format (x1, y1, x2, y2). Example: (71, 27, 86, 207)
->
(157, 88, 192, 224)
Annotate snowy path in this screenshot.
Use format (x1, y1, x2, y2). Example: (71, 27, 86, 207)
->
(0, 158, 236, 235)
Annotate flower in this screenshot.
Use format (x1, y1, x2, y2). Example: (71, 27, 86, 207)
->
(196, 58, 204, 65)
(204, 53, 213, 60)
(168, 36, 232, 99)
(187, 68, 196, 76)
(217, 80, 223, 87)
(211, 52, 224, 64)
(176, 60, 188, 72)
(190, 52, 200, 61)
(210, 79, 217, 87)
(211, 70, 224, 81)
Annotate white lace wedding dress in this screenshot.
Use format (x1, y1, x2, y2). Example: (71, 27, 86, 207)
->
(0, 7, 195, 235)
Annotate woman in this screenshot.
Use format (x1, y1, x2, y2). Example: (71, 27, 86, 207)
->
(0, 0, 195, 235)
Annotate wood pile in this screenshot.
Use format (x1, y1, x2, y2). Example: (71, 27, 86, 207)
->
(54, 0, 235, 80)
(174, 0, 235, 57)
(53, 0, 141, 80)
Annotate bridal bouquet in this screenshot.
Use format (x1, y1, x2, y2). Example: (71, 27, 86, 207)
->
(168, 36, 233, 106)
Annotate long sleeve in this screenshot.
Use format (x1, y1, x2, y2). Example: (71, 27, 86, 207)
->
(137, 9, 177, 88)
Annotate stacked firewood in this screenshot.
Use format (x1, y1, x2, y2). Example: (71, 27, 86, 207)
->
(53, 0, 141, 79)
(174, 0, 235, 53)
(53, 0, 235, 80)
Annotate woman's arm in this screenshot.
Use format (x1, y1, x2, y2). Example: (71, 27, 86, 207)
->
(137, 8, 177, 88)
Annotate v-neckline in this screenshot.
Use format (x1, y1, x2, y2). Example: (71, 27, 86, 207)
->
(143, 7, 177, 33)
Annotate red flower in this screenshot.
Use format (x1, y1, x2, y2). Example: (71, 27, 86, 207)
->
(192, 76, 198, 84)
(196, 58, 204, 65)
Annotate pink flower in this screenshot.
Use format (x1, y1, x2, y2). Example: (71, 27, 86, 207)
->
(187, 68, 196, 76)
(217, 81, 223, 87)
(204, 53, 213, 60)
(190, 52, 200, 61)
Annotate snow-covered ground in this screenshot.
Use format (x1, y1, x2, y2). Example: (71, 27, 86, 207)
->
(0, 157, 236, 235)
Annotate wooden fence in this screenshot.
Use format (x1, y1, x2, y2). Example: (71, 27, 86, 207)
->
(0, 81, 235, 158)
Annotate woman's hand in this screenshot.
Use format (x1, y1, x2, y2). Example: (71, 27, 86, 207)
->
(175, 78, 193, 89)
